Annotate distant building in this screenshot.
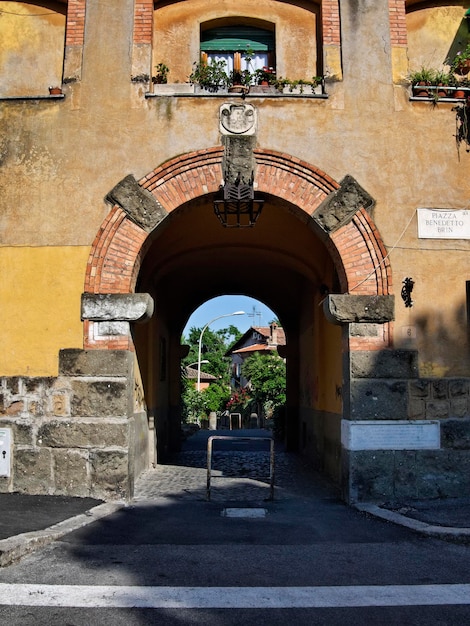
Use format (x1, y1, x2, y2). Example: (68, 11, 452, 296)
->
(184, 366, 216, 391)
(226, 323, 286, 389)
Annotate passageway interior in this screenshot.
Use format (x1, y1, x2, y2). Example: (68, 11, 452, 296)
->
(133, 193, 343, 484)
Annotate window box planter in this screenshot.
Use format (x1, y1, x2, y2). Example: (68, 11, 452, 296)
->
(411, 85, 470, 101)
(282, 83, 323, 95)
(193, 84, 227, 94)
(248, 85, 276, 94)
(152, 83, 195, 95)
(412, 83, 430, 97)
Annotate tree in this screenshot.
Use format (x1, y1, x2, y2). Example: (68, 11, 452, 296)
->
(241, 352, 286, 421)
(182, 324, 241, 380)
(181, 324, 243, 421)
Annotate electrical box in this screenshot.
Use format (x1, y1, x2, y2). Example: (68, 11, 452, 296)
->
(0, 428, 11, 477)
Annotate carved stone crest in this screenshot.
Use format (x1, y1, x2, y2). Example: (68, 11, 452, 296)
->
(219, 104, 257, 136)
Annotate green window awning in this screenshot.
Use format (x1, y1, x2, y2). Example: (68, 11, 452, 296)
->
(201, 26, 274, 52)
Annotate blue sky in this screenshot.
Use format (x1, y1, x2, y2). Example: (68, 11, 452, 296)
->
(183, 296, 277, 336)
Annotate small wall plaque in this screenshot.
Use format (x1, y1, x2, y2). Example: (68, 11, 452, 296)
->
(341, 420, 440, 451)
(417, 208, 470, 239)
(219, 103, 257, 136)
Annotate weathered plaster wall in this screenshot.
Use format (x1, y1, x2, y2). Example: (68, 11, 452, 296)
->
(406, 5, 465, 71)
(0, 247, 89, 375)
(1, 0, 469, 382)
(0, 2, 65, 97)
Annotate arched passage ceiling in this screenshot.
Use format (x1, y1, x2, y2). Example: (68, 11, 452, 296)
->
(137, 193, 334, 333)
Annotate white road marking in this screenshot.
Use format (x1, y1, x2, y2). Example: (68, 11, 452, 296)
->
(0, 584, 469, 609)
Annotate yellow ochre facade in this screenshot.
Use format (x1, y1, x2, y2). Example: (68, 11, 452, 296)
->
(1, 0, 470, 503)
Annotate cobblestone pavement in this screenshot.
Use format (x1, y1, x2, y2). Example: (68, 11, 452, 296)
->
(134, 445, 340, 504)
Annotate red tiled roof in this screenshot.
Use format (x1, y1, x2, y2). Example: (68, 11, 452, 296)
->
(252, 326, 286, 345)
(232, 343, 276, 354)
(185, 367, 216, 380)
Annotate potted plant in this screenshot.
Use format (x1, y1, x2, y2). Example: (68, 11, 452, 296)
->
(310, 76, 323, 94)
(152, 62, 169, 84)
(454, 80, 468, 99)
(434, 69, 448, 95)
(449, 44, 470, 76)
(254, 66, 276, 86)
(408, 66, 436, 97)
(274, 76, 322, 94)
(428, 69, 453, 101)
(189, 58, 229, 93)
(228, 69, 251, 94)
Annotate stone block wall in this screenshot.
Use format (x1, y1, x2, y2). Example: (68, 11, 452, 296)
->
(0, 350, 138, 501)
(344, 349, 470, 503)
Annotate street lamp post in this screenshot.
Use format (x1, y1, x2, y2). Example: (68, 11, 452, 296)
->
(197, 311, 245, 392)
(187, 360, 209, 370)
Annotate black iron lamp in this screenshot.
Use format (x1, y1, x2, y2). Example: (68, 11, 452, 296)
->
(213, 172, 264, 228)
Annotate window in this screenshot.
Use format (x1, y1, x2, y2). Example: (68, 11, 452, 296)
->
(200, 25, 275, 75)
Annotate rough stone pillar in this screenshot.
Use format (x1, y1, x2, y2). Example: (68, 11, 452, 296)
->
(341, 347, 426, 503)
(57, 349, 138, 501)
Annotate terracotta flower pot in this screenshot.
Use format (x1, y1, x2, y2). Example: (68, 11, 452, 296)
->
(454, 89, 466, 99)
(228, 85, 249, 94)
(413, 82, 429, 97)
(455, 59, 470, 76)
(49, 86, 62, 95)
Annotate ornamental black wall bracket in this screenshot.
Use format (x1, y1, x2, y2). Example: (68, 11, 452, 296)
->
(401, 277, 414, 308)
(213, 170, 264, 228)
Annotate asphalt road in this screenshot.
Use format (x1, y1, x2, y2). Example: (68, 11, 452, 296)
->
(0, 430, 469, 625)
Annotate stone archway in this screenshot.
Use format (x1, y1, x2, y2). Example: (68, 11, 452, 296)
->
(81, 147, 396, 503)
(83, 147, 392, 351)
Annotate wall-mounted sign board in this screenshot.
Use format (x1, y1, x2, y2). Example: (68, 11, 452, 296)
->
(417, 208, 470, 239)
(341, 420, 440, 451)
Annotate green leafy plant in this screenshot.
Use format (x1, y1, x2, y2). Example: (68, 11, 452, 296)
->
(407, 66, 437, 85)
(229, 69, 252, 87)
(153, 62, 169, 84)
(426, 69, 454, 103)
(274, 75, 322, 93)
(253, 66, 276, 85)
(241, 352, 286, 423)
(189, 58, 229, 91)
(448, 44, 470, 75)
(202, 382, 231, 415)
(433, 69, 451, 86)
(454, 99, 470, 153)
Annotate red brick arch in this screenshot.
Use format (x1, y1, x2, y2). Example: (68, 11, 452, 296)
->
(84, 147, 392, 348)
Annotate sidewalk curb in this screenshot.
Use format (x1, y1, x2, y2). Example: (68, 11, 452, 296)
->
(355, 503, 470, 544)
(0, 502, 125, 568)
